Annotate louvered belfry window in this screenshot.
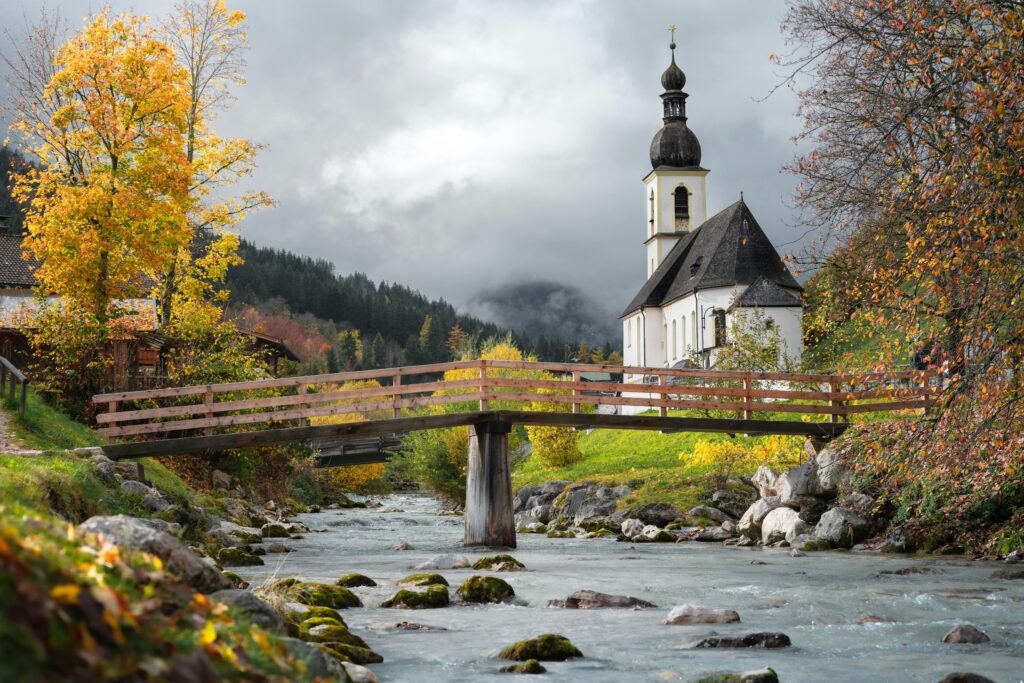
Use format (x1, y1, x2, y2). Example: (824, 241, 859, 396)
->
(674, 186, 690, 229)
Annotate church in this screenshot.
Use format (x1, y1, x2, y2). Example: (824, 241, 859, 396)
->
(620, 38, 803, 372)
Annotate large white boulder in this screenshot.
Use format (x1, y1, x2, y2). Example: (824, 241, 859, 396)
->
(751, 466, 781, 498)
(737, 496, 781, 539)
(777, 459, 823, 505)
(620, 518, 645, 538)
(665, 604, 740, 624)
(815, 445, 849, 493)
(761, 507, 809, 544)
(813, 507, 870, 548)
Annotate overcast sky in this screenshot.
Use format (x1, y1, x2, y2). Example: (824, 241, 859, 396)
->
(0, 0, 805, 332)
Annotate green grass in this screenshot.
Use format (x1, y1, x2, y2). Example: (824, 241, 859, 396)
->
(4, 389, 104, 450)
(513, 422, 802, 512)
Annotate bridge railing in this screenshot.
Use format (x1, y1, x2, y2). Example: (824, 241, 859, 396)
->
(91, 360, 938, 441)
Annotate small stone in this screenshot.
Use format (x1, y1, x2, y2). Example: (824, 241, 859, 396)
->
(336, 573, 377, 587)
(942, 624, 990, 644)
(120, 479, 152, 496)
(548, 590, 655, 609)
(266, 543, 292, 553)
(694, 632, 791, 649)
(789, 548, 806, 557)
(473, 554, 526, 571)
(620, 518, 645, 538)
(341, 662, 381, 683)
(217, 547, 264, 567)
(212, 469, 232, 489)
(750, 560, 768, 565)
(500, 658, 547, 674)
(937, 674, 996, 683)
(261, 523, 289, 538)
(411, 552, 468, 569)
(498, 634, 583, 661)
(687, 505, 732, 523)
(664, 604, 740, 625)
(394, 621, 445, 631)
(456, 575, 514, 604)
(398, 573, 448, 587)
(693, 668, 779, 683)
(381, 585, 450, 609)
(880, 566, 944, 576)
(288, 582, 362, 609)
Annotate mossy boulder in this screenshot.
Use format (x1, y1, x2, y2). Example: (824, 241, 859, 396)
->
(457, 576, 515, 604)
(319, 642, 384, 665)
(230, 531, 263, 544)
(300, 616, 346, 630)
(381, 585, 450, 609)
(694, 668, 779, 683)
(500, 658, 547, 674)
(291, 605, 344, 624)
(289, 581, 363, 609)
(217, 547, 264, 567)
(398, 572, 449, 587)
(222, 571, 249, 588)
(473, 554, 526, 571)
(336, 573, 377, 587)
(499, 634, 582, 661)
(301, 623, 369, 649)
(261, 522, 290, 538)
(273, 577, 299, 590)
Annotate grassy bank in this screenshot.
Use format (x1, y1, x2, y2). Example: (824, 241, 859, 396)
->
(513, 425, 804, 511)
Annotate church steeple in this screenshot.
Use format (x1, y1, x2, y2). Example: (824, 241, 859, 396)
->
(650, 27, 701, 169)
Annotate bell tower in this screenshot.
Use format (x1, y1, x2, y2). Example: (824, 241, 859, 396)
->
(644, 27, 708, 277)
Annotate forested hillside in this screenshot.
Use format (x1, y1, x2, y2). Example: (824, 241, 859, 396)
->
(226, 241, 604, 371)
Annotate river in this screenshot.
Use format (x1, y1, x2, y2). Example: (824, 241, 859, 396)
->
(234, 494, 1024, 683)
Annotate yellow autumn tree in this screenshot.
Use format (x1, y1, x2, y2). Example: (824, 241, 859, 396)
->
(159, 0, 273, 331)
(11, 11, 192, 320)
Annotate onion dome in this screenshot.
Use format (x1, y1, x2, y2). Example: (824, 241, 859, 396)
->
(649, 36, 701, 169)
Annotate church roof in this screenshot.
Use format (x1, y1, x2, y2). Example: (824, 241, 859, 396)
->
(620, 199, 801, 317)
(730, 275, 801, 308)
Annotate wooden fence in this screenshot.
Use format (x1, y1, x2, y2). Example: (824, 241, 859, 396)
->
(92, 360, 937, 442)
(0, 355, 29, 418)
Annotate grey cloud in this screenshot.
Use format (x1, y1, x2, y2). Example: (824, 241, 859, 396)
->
(0, 0, 807, 336)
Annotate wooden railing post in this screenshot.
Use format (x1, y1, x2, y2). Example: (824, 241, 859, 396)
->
(571, 370, 581, 414)
(392, 374, 402, 418)
(479, 360, 489, 411)
(829, 377, 841, 423)
(298, 383, 309, 427)
(658, 374, 668, 417)
(204, 386, 214, 436)
(19, 378, 27, 418)
(107, 400, 118, 444)
(743, 372, 753, 420)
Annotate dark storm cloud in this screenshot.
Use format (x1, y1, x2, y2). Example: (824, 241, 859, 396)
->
(0, 0, 805, 336)
(469, 281, 619, 346)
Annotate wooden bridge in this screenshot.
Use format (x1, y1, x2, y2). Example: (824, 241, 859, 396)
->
(92, 360, 934, 547)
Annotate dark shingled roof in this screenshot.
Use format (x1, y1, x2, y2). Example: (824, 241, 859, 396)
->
(621, 199, 801, 317)
(0, 234, 38, 288)
(731, 275, 801, 308)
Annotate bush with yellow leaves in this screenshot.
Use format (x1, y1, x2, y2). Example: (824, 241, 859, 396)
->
(309, 379, 391, 494)
(684, 434, 804, 488)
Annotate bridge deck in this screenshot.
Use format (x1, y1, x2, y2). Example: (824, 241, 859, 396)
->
(100, 409, 850, 460)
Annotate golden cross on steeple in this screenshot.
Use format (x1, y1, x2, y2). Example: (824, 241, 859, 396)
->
(669, 24, 677, 51)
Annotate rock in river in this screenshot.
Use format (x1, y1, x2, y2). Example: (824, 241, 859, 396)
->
(813, 507, 870, 548)
(398, 573, 449, 587)
(336, 573, 377, 587)
(664, 604, 740, 625)
(500, 658, 547, 674)
(548, 590, 655, 609)
(942, 624, 990, 644)
(473, 554, 526, 571)
(694, 632, 791, 649)
(415, 554, 470, 570)
(499, 634, 583, 661)
(937, 675, 995, 683)
(288, 582, 362, 609)
(693, 668, 779, 683)
(457, 576, 515, 604)
(217, 547, 264, 567)
(381, 585, 450, 609)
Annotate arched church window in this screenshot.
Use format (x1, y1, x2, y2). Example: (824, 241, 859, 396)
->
(674, 186, 690, 229)
(672, 320, 678, 360)
(713, 309, 727, 347)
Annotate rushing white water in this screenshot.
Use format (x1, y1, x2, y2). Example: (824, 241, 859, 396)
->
(235, 494, 1024, 682)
